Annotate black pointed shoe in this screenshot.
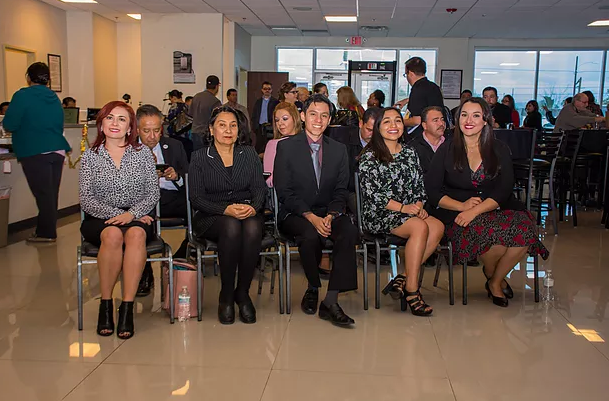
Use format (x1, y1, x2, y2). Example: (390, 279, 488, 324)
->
(482, 266, 514, 299)
(218, 303, 235, 324)
(236, 294, 256, 324)
(319, 302, 355, 327)
(486, 280, 508, 308)
(301, 288, 319, 315)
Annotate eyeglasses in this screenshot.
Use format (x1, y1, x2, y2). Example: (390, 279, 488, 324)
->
(289, 90, 299, 94)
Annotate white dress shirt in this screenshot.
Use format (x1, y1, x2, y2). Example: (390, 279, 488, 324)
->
(152, 142, 183, 191)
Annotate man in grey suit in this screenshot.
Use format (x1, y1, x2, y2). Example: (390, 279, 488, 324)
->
(190, 75, 222, 150)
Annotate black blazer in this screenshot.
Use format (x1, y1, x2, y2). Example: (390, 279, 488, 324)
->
(523, 111, 543, 131)
(188, 144, 267, 235)
(251, 96, 279, 132)
(274, 132, 349, 221)
(407, 133, 435, 174)
(425, 139, 523, 225)
(159, 136, 189, 189)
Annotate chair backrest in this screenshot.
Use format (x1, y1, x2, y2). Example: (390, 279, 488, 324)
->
(561, 130, 584, 175)
(535, 130, 563, 160)
(353, 172, 365, 237)
(270, 187, 281, 238)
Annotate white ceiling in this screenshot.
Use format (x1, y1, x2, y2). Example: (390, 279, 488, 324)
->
(40, 0, 609, 38)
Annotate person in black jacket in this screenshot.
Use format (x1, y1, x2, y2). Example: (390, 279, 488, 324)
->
(189, 106, 267, 324)
(483, 86, 512, 128)
(136, 104, 190, 297)
(523, 100, 543, 131)
(251, 81, 279, 153)
(425, 98, 549, 308)
(408, 106, 446, 174)
(274, 94, 358, 327)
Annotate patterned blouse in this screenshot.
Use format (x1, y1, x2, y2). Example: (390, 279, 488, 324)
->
(79, 145, 160, 220)
(359, 145, 426, 234)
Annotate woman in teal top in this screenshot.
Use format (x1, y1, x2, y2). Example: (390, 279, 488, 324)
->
(3, 62, 71, 242)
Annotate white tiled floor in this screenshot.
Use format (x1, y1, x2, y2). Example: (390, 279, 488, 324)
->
(1, 211, 609, 400)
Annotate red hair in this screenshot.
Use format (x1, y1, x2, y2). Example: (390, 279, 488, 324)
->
(91, 101, 140, 151)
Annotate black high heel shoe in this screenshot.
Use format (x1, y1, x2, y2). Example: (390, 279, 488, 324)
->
(117, 301, 135, 339)
(486, 280, 508, 308)
(404, 290, 433, 316)
(97, 299, 114, 336)
(482, 266, 514, 299)
(381, 274, 407, 300)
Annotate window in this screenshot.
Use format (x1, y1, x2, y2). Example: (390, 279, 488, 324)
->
(277, 48, 313, 89)
(316, 49, 396, 70)
(397, 50, 438, 101)
(604, 51, 609, 108)
(473, 51, 537, 121)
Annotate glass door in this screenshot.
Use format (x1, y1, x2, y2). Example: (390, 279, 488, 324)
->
(314, 72, 348, 105)
(352, 72, 393, 109)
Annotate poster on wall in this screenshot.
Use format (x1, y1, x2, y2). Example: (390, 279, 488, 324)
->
(47, 54, 62, 92)
(440, 69, 462, 99)
(173, 51, 195, 84)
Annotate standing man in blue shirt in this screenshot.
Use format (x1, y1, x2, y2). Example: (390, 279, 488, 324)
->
(251, 81, 279, 154)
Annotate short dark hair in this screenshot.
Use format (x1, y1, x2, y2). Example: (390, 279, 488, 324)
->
(227, 88, 238, 97)
(565, 97, 573, 104)
(482, 86, 498, 97)
(461, 89, 472, 96)
(136, 104, 164, 122)
(362, 107, 381, 124)
(0, 102, 9, 111)
(421, 106, 444, 123)
(405, 57, 426, 76)
(302, 93, 334, 117)
(278, 81, 297, 101)
(26, 62, 50, 85)
(372, 89, 385, 106)
(168, 89, 183, 99)
(185, 96, 193, 102)
(62, 97, 76, 106)
(261, 81, 272, 88)
(313, 82, 328, 94)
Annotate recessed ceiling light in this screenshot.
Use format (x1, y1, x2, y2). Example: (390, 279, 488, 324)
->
(480, 71, 498, 75)
(270, 26, 298, 30)
(61, 0, 97, 3)
(127, 14, 141, 20)
(293, 7, 313, 11)
(325, 16, 357, 22)
(500, 62, 520, 66)
(588, 20, 609, 26)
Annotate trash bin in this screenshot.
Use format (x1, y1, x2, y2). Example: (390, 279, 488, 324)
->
(0, 186, 10, 248)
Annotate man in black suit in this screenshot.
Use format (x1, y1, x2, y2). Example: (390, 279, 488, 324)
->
(408, 106, 446, 174)
(251, 81, 279, 154)
(274, 94, 358, 327)
(483, 86, 512, 128)
(136, 104, 189, 296)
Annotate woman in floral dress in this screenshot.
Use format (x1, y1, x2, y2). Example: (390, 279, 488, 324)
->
(359, 107, 444, 316)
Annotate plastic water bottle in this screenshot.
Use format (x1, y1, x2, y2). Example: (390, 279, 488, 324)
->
(542, 270, 555, 304)
(178, 286, 190, 322)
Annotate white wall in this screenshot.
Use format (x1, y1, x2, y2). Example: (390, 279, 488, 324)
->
(92, 13, 118, 107)
(235, 24, 251, 72)
(0, 0, 68, 101)
(116, 21, 142, 108)
(140, 13, 224, 109)
(223, 18, 235, 102)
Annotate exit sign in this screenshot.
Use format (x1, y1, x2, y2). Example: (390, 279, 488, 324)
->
(349, 36, 362, 45)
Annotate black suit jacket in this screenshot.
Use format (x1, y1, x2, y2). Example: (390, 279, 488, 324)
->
(251, 96, 279, 132)
(408, 132, 438, 174)
(159, 136, 189, 187)
(188, 144, 267, 235)
(346, 131, 364, 192)
(425, 139, 523, 225)
(274, 132, 349, 221)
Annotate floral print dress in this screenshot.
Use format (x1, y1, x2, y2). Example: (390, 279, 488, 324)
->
(359, 146, 426, 234)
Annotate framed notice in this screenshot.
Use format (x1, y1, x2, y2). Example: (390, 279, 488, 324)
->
(47, 54, 62, 92)
(440, 69, 462, 100)
(173, 51, 195, 84)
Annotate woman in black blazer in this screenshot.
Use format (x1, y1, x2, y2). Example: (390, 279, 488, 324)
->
(425, 98, 549, 308)
(189, 106, 267, 324)
(523, 100, 543, 131)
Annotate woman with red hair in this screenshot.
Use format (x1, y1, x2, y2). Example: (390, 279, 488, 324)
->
(79, 100, 159, 339)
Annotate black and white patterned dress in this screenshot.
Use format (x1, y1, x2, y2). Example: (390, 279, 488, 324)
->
(359, 146, 426, 234)
(78, 144, 160, 245)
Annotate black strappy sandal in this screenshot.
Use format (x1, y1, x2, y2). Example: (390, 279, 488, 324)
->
(381, 274, 407, 300)
(97, 299, 114, 336)
(117, 301, 135, 340)
(482, 266, 514, 299)
(404, 290, 433, 316)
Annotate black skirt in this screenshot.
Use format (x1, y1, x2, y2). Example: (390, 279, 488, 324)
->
(80, 214, 155, 246)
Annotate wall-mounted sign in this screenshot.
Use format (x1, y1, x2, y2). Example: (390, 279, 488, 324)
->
(173, 51, 195, 84)
(440, 69, 463, 99)
(47, 54, 62, 92)
(349, 36, 363, 45)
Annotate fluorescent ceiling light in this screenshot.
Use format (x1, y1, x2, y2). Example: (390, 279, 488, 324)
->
(61, 0, 97, 3)
(325, 16, 357, 22)
(271, 26, 298, 30)
(500, 62, 520, 66)
(480, 71, 498, 74)
(127, 14, 141, 20)
(588, 20, 609, 26)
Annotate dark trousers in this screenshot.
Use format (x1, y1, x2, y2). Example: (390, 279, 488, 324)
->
(204, 215, 263, 301)
(280, 214, 358, 292)
(20, 153, 64, 238)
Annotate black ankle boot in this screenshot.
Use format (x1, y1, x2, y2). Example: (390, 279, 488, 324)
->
(218, 292, 235, 325)
(117, 301, 135, 339)
(236, 293, 256, 324)
(97, 299, 114, 336)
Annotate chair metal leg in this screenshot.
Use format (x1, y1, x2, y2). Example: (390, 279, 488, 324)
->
(285, 243, 292, 315)
(213, 259, 219, 276)
(170, 248, 178, 324)
(375, 239, 381, 309)
(389, 245, 398, 278)
(462, 262, 468, 305)
(571, 179, 578, 227)
(536, 179, 543, 225)
(258, 255, 265, 295)
(270, 258, 277, 295)
(77, 246, 83, 331)
(433, 252, 442, 287)
(417, 263, 425, 289)
(549, 176, 558, 236)
(193, 247, 201, 321)
(448, 243, 454, 305)
(363, 245, 369, 310)
(534, 255, 540, 303)
(278, 248, 284, 314)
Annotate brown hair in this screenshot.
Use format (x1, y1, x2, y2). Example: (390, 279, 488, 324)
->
(272, 102, 301, 139)
(278, 82, 297, 102)
(337, 86, 363, 119)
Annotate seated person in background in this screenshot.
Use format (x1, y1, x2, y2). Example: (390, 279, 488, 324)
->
(0, 101, 9, 115)
(297, 87, 310, 104)
(367, 90, 385, 108)
(189, 106, 266, 325)
(62, 97, 76, 108)
(274, 94, 358, 327)
(425, 97, 549, 308)
(451, 90, 472, 121)
(136, 104, 189, 297)
(542, 97, 571, 125)
(501, 95, 520, 128)
(359, 107, 443, 316)
(408, 106, 446, 174)
(185, 96, 193, 108)
(554, 93, 606, 132)
(483, 87, 512, 128)
(263, 102, 301, 186)
(313, 82, 329, 97)
(583, 90, 603, 116)
(523, 100, 543, 131)
(79, 101, 160, 339)
(337, 86, 365, 120)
